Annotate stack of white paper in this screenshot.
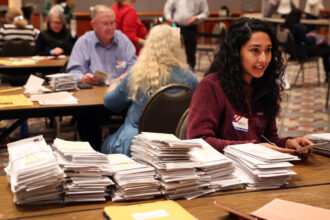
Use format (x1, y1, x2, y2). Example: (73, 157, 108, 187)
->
(5, 135, 64, 205)
(224, 143, 299, 189)
(305, 133, 330, 156)
(104, 154, 161, 202)
(189, 139, 244, 193)
(46, 73, 77, 91)
(24, 74, 51, 94)
(131, 132, 203, 200)
(52, 138, 112, 203)
(30, 91, 78, 105)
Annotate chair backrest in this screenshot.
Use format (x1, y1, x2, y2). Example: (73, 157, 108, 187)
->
(138, 84, 194, 134)
(276, 27, 292, 45)
(210, 22, 227, 45)
(277, 28, 309, 61)
(175, 108, 189, 139)
(1, 38, 33, 57)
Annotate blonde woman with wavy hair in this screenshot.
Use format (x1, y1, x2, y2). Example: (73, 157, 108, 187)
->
(127, 24, 189, 100)
(5, 8, 27, 28)
(101, 24, 199, 156)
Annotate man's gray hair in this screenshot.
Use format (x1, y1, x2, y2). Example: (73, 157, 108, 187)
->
(90, 4, 114, 21)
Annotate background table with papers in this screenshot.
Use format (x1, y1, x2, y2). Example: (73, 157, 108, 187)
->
(0, 86, 108, 142)
(0, 86, 107, 119)
(0, 153, 330, 220)
(0, 56, 69, 74)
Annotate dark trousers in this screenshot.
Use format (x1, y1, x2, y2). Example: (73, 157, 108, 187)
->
(76, 115, 102, 152)
(178, 24, 198, 70)
(306, 44, 330, 81)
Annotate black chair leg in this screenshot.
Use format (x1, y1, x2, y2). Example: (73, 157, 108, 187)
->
(326, 80, 330, 109)
(293, 64, 303, 86)
(316, 59, 320, 85)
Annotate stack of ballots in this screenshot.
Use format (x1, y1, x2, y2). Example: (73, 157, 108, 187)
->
(47, 73, 77, 91)
(305, 133, 330, 156)
(131, 132, 204, 200)
(189, 139, 244, 192)
(5, 135, 64, 205)
(104, 154, 161, 202)
(224, 143, 299, 189)
(52, 138, 112, 203)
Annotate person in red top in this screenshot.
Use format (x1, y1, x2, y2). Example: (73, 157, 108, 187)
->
(187, 17, 312, 155)
(112, 0, 147, 55)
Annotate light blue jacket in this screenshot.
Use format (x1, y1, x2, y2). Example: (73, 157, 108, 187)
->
(101, 66, 199, 156)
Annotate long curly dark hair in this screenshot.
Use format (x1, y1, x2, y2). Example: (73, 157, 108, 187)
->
(207, 17, 284, 119)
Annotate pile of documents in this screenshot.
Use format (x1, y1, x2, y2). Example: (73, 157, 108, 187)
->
(29, 91, 78, 105)
(52, 138, 112, 203)
(104, 154, 161, 201)
(189, 139, 244, 192)
(305, 133, 330, 156)
(131, 132, 204, 200)
(5, 136, 64, 205)
(224, 143, 299, 189)
(46, 73, 77, 91)
(24, 75, 50, 94)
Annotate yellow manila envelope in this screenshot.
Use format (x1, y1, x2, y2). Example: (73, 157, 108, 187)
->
(0, 94, 33, 108)
(103, 200, 196, 220)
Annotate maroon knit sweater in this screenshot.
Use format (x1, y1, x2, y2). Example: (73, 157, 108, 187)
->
(187, 73, 289, 153)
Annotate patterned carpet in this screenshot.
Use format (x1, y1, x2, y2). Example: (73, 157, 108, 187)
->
(277, 60, 330, 137)
(0, 53, 329, 176)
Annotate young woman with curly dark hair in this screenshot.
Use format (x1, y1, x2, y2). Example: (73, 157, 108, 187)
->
(187, 17, 312, 155)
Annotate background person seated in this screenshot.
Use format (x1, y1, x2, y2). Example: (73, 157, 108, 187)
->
(67, 4, 136, 85)
(35, 5, 76, 56)
(283, 9, 330, 82)
(101, 24, 199, 156)
(43, 0, 74, 25)
(66, 5, 136, 151)
(21, 3, 35, 25)
(0, 5, 8, 26)
(0, 7, 38, 50)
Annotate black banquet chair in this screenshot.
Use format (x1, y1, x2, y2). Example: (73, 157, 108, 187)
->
(278, 28, 320, 86)
(138, 84, 194, 135)
(0, 38, 34, 86)
(175, 108, 189, 139)
(1, 38, 33, 57)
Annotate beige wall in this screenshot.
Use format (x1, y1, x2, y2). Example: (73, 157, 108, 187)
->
(18, 0, 330, 13)
(9, 0, 21, 8)
(73, 0, 253, 12)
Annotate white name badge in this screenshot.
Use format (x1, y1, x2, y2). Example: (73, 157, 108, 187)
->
(232, 115, 248, 132)
(116, 60, 126, 69)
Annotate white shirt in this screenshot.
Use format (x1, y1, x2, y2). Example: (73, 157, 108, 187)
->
(164, 0, 209, 26)
(277, 0, 293, 15)
(305, 0, 324, 17)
